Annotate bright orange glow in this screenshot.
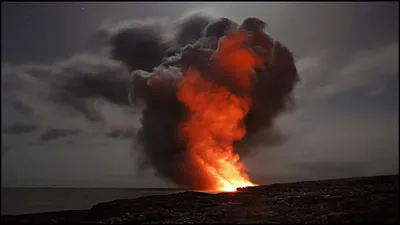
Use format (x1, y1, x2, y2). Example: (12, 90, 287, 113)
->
(177, 31, 262, 192)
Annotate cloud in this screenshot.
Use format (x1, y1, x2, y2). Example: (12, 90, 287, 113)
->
(2, 123, 37, 135)
(1, 144, 12, 156)
(96, 19, 172, 72)
(1, 53, 132, 124)
(292, 42, 398, 105)
(295, 56, 322, 75)
(5, 99, 34, 115)
(39, 128, 82, 142)
(106, 127, 137, 139)
(0, 13, 218, 128)
(0, 12, 217, 156)
(293, 56, 323, 100)
(245, 112, 399, 183)
(291, 114, 398, 174)
(3, 15, 201, 127)
(314, 42, 399, 99)
(339, 43, 398, 77)
(369, 88, 385, 96)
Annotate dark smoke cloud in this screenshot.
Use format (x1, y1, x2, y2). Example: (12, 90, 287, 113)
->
(96, 20, 171, 72)
(46, 15, 212, 119)
(128, 16, 300, 188)
(174, 13, 213, 47)
(1, 14, 219, 125)
(2, 12, 299, 189)
(203, 17, 238, 39)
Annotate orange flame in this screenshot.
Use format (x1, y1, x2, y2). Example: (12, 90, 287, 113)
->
(177, 31, 263, 192)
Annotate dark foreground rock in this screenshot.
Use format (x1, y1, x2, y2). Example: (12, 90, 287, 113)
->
(2, 175, 399, 224)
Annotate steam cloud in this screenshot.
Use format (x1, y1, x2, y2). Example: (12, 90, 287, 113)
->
(2, 12, 299, 189)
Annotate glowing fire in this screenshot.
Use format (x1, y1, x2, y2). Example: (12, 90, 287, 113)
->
(177, 31, 263, 192)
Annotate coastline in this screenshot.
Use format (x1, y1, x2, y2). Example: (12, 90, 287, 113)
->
(2, 175, 398, 224)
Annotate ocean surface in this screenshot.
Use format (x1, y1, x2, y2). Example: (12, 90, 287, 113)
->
(1, 188, 188, 215)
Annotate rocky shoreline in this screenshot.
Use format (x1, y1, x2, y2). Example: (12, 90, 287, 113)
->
(2, 175, 398, 224)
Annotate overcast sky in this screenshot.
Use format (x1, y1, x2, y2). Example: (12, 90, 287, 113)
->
(1, 2, 398, 188)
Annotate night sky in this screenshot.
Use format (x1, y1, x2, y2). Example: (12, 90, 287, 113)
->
(1, 2, 398, 187)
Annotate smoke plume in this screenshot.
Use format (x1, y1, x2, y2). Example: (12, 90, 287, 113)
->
(2, 13, 299, 190)
(127, 15, 300, 189)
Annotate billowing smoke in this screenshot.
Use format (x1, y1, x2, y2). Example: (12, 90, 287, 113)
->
(2, 13, 299, 189)
(125, 16, 300, 188)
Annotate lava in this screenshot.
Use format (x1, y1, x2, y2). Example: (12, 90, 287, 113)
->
(177, 31, 263, 192)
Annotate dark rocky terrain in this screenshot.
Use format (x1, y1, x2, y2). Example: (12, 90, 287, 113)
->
(2, 175, 398, 224)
